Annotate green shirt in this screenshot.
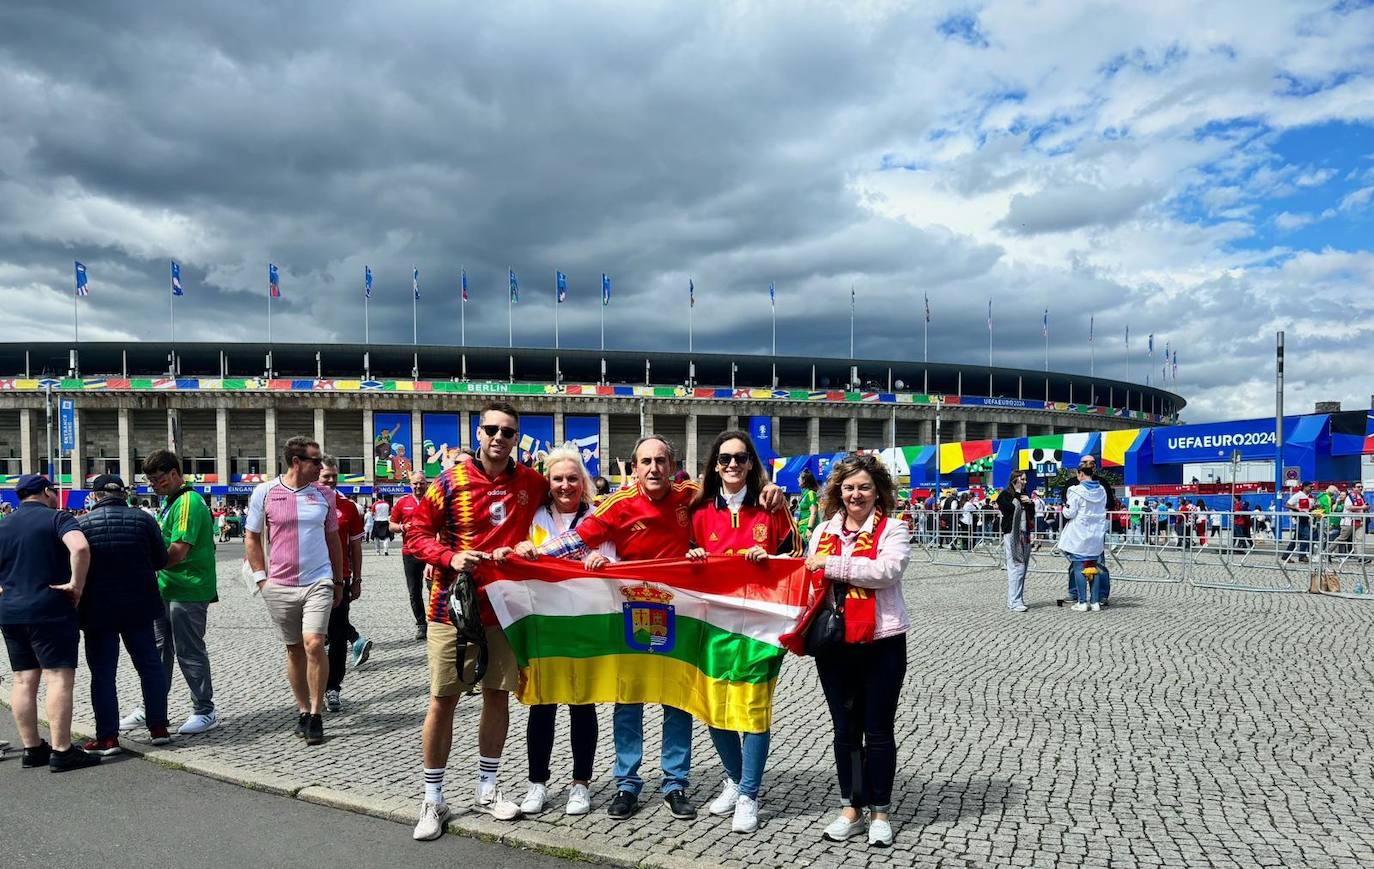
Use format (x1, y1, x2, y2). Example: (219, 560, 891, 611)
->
(796, 489, 819, 535)
(158, 490, 218, 602)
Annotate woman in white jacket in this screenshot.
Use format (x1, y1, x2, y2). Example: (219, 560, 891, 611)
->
(1058, 464, 1108, 612)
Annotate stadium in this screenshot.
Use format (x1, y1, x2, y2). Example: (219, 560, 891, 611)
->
(0, 339, 1181, 502)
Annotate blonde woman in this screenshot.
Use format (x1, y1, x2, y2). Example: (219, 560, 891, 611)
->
(804, 454, 911, 848)
(493, 445, 615, 817)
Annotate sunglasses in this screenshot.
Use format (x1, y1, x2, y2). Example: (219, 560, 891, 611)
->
(298, 455, 323, 466)
(481, 424, 518, 440)
(717, 452, 751, 467)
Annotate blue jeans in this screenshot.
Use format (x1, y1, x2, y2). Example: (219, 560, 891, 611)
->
(84, 620, 169, 739)
(612, 703, 692, 795)
(1066, 555, 1111, 601)
(1064, 553, 1106, 604)
(708, 727, 771, 798)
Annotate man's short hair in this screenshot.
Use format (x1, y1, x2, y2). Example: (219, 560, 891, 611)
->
(282, 435, 319, 469)
(320, 453, 338, 470)
(143, 449, 182, 476)
(632, 435, 677, 463)
(479, 401, 519, 424)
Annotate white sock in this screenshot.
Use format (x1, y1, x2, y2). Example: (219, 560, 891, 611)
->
(478, 755, 500, 789)
(424, 767, 446, 805)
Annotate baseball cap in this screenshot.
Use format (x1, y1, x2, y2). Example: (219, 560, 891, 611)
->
(92, 474, 128, 494)
(15, 474, 55, 498)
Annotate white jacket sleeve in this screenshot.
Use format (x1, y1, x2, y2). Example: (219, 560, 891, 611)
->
(1062, 487, 1081, 521)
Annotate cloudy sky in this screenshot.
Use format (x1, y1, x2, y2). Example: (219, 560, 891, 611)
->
(3, 1, 1372, 421)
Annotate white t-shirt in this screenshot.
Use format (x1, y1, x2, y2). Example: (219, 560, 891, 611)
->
(372, 500, 391, 522)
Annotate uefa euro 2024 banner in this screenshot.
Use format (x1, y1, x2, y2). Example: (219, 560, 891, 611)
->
(373, 412, 413, 481)
(1151, 417, 1286, 464)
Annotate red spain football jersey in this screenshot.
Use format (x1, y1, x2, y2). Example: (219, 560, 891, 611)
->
(391, 492, 423, 555)
(409, 458, 548, 624)
(690, 496, 801, 557)
(334, 492, 365, 576)
(573, 481, 698, 560)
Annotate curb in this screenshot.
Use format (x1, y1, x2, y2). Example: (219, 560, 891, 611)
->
(1, 699, 726, 869)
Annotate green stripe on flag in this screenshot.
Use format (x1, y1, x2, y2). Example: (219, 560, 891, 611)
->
(504, 612, 783, 685)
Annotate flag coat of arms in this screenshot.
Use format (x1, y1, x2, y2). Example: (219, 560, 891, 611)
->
(482, 555, 820, 733)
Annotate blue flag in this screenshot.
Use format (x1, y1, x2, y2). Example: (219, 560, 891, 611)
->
(769, 281, 775, 304)
(413, 267, 420, 301)
(689, 278, 694, 308)
(268, 263, 280, 298)
(509, 269, 519, 303)
(365, 266, 372, 299)
(171, 261, 183, 297)
(461, 269, 468, 302)
(75, 261, 89, 297)
(1042, 308, 1048, 337)
(556, 270, 567, 303)
(601, 273, 610, 306)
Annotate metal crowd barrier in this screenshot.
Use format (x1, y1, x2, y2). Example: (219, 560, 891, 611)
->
(904, 505, 1373, 598)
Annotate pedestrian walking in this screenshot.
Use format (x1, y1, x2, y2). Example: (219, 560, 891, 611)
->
(319, 456, 371, 713)
(244, 436, 344, 747)
(390, 471, 431, 640)
(996, 470, 1034, 612)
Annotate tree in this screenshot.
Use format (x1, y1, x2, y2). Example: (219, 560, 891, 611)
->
(1045, 466, 1121, 498)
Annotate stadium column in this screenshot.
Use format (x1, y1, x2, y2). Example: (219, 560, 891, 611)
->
(684, 414, 697, 478)
(117, 407, 131, 485)
(166, 408, 179, 453)
(362, 408, 374, 486)
(459, 410, 470, 450)
(19, 408, 34, 474)
(771, 415, 780, 460)
(954, 418, 967, 442)
(411, 409, 422, 469)
(314, 408, 326, 454)
(265, 406, 278, 479)
(808, 417, 820, 454)
(554, 410, 564, 446)
(1017, 423, 1027, 438)
(642, 409, 654, 437)
(598, 413, 610, 472)
(882, 414, 894, 451)
(215, 407, 229, 484)
(727, 414, 738, 431)
(845, 415, 858, 452)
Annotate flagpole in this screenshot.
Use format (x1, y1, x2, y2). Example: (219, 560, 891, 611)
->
(849, 283, 855, 360)
(770, 298, 777, 388)
(460, 271, 465, 347)
(508, 266, 513, 349)
(688, 283, 694, 355)
(73, 287, 79, 344)
(170, 272, 175, 347)
(554, 272, 560, 353)
(364, 288, 369, 346)
(267, 288, 272, 346)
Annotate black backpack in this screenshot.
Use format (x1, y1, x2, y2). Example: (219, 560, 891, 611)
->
(446, 571, 488, 685)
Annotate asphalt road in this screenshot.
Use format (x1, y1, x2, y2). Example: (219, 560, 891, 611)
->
(0, 713, 574, 869)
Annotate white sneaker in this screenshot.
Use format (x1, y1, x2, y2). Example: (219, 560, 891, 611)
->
(476, 783, 523, 821)
(178, 711, 220, 735)
(1090, 602, 1102, 612)
(566, 783, 592, 816)
(1072, 602, 1089, 612)
(520, 782, 547, 814)
(822, 812, 866, 841)
(868, 818, 894, 847)
(732, 794, 760, 833)
(413, 800, 451, 840)
(1010, 604, 1028, 613)
(708, 778, 741, 816)
(118, 708, 146, 733)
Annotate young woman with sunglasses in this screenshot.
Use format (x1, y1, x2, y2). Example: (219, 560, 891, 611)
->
(684, 431, 801, 833)
(803, 453, 911, 848)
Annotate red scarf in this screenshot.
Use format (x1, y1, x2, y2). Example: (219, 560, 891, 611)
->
(816, 514, 887, 643)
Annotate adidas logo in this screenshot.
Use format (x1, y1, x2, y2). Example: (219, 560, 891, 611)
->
(630, 521, 647, 532)
(708, 532, 719, 541)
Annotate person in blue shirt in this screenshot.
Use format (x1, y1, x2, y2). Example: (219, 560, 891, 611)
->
(0, 474, 101, 771)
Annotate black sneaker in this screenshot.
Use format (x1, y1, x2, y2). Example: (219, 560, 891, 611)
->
(305, 714, 324, 746)
(664, 790, 697, 820)
(21, 740, 51, 768)
(49, 745, 102, 773)
(414, 624, 427, 641)
(607, 790, 639, 820)
(294, 712, 309, 739)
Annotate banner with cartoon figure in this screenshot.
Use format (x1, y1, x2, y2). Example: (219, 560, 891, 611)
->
(565, 415, 601, 477)
(373, 412, 413, 481)
(422, 413, 461, 477)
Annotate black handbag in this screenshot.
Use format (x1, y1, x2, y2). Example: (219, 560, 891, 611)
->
(803, 581, 848, 657)
(446, 570, 488, 685)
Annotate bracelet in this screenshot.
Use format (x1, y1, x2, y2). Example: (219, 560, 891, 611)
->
(252, 570, 267, 583)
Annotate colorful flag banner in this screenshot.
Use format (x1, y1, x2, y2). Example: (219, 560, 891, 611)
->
(601, 273, 611, 306)
(1042, 308, 1048, 338)
(556, 270, 567, 303)
(413, 267, 420, 301)
(75, 261, 89, 297)
(171, 261, 183, 297)
(481, 555, 819, 733)
(461, 269, 469, 302)
(509, 269, 519, 303)
(769, 281, 776, 304)
(365, 266, 372, 299)
(268, 263, 280, 298)
(689, 278, 695, 307)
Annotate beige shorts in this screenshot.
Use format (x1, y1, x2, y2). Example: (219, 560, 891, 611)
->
(261, 580, 335, 646)
(426, 621, 519, 697)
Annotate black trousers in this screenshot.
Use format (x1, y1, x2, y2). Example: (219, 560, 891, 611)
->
(402, 554, 427, 627)
(527, 704, 598, 784)
(327, 598, 351, 692)
(814, 633, 907, 811)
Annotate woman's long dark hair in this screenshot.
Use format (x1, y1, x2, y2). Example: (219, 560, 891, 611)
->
(799, 468, 818, 491)
(691, 430, 767, 513)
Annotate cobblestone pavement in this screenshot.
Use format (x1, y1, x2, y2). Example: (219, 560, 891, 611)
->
(8, 544, 1374, 868)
